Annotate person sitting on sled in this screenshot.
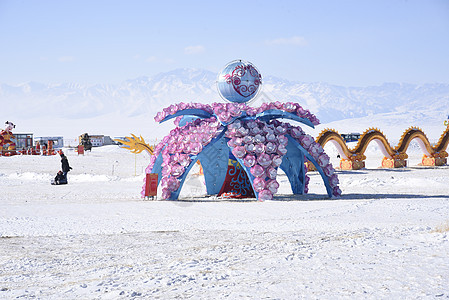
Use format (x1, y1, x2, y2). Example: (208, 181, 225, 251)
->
(54, 170, 66, 185)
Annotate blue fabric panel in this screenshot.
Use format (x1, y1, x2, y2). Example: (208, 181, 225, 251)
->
(150, 148, 165, 185)
(280, 135, 306, 194)
(255, 109, 315, 128)
(197, 134, 229, 195)
(286, 136, 333, 198)
(159, 109, 213, 124)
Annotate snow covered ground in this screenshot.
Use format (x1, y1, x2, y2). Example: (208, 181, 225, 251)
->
(1, 145, 449, 298)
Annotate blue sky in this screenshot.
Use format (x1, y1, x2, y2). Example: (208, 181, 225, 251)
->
(1, 0, 448, 86)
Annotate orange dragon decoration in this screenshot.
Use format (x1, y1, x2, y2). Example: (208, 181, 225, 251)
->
(315, 125, 449, 170)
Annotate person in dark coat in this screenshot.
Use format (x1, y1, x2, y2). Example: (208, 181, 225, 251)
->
(53, 151, 72, 185)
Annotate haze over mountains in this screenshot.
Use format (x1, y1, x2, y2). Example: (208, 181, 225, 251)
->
(1, 68, 448, 141)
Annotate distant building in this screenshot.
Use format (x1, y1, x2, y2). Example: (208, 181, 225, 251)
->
(14, 133, 34, 150)
(341, 133, 361, 142)
(79, 134, 116, 147)
(35, 136, 64, 148)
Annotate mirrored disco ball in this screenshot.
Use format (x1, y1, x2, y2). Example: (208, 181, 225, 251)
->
(217, 59, 262, 103)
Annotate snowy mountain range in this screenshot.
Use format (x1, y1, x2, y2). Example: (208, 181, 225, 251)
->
(1, 68, 449, 139)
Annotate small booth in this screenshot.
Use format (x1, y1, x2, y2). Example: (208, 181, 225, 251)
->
(35, 136, 64, 149)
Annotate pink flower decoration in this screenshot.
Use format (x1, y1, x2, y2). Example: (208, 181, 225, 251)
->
(167, 177, 180, 192)
(283, 102, 296, 112)
(290, 127, 303, 139)
(228, 119, 242, 130)
(218, 111, 232, 123)
(254, 143, 265, 155)
(243, 154, 256, 168)
(250, 126, 261, 135)
(266, 166, 277, 179)
(254, 134, 266, 143)
(253, 177, 266, 192)
(266, 133, 277, 142)
(323, 163, 333, 175)
(178, 154, 191, 167)
(299, 135, 314, 149)
(228, 105, 241, 117)
(329, 174, 339, 187)
(245, 143, 255, 153)
(190, 142, 202, 155)
(257, 153, 272, 168)
(258, 189, 273, 201)
(250, 164, 265, 177)
(277, 135, 288, 146)
(246, 120, 258, 129)
(149, 101, 340, 201)
(232, 146, 246, 159)
(266, 179, 279, 194)
(162, 188, 171, 199)
(243, 135, 254, 144)
(265, 142, 277, 153)
(237, 127, 249, 136)
(171, 164, 185, 177)
(333, 186, 342, 197)
(318, 153, 330, 167)
(275, 125, 287, 135)
(277, 145, 287, 156)
(162, 165, 171, 177)
(271, 155, 283, 167)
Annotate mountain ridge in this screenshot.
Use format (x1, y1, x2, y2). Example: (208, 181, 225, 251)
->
(2, 68, 448, 138)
